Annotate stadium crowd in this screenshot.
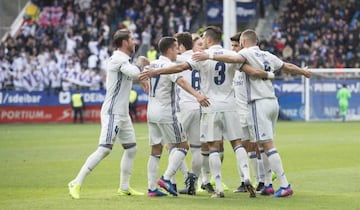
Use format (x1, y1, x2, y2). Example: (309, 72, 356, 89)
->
(261, 0, 360, 70)
(1, 0, 359, 91)
(0, 0, 202, 91)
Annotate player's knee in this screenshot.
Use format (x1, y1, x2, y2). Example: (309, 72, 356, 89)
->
(97, 145, 112, 157)
(124, 143, 137, 158)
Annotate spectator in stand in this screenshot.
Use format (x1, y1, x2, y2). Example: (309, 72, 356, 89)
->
(137, 25, 152, 57)
(261, 0, 360, 75)
(1, 0, 205, 91)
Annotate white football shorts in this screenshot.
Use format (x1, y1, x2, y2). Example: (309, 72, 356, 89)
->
(98, 114, 136, 145)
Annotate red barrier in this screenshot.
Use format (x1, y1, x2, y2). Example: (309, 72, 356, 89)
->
(0, 105, 148, 123)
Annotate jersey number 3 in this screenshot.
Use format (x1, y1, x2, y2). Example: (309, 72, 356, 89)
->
(214, 62, 226, 85)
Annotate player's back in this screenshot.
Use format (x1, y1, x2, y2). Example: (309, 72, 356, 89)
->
(147, 56, 180, 123)
(189, 45, 239, 112)
(176, 50, 200, 111)
(239, 46, 283, 102)
(233, 70, 247, 106)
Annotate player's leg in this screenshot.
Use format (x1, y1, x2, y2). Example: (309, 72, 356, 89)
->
(234, 117, 251, 193)
(262, 141, 292, 197)
(208, 140, 224, 198)
(210, 139, 229, 191)
(254, 99, 292, 197)
(254, 146, 265, 192)
(147, 122, 167, 197)
(117, 117, 143, 195)
(199, 143, 215, 193)
(224, 111, 255, 197)
(247, 142, 265, 192)
(231, 139, 256, 198)
(157, 122, 188, 196)
(200, 112, 224, 197)
(182, 110, 201, 195)
(172, 111, 191, 193)
(68, 114, 117, 199)
(68, 145, 111, 199)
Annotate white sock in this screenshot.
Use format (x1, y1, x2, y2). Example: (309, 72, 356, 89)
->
(219, 150, 224, 163)
(267, 148, 289, 188)
(163, 148, 187, 180)
(261, 150, 272, 186)
(201, 151, 210, 184)
(209, 151, 223, 192)
(249, 152, 259, 183)
(178, 160, 189, 178)
(147, 155, 160, 190)
(190, 146, 202, 178)
(120, 145, 136, 190)
(168, 148, 184, 184)
(234, 145, 251, 182)
(73, 146, 111, 185)
(257, 157, 265, 183)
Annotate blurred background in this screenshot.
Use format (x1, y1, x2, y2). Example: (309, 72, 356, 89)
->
(0, 0, 359, 123)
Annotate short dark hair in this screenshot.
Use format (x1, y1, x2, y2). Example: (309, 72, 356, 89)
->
(175, 32, 193, 50)
(241, 29, 258, 44)
(230, 32, 242, 42)
(112, 29, 131, 48)
(158, 37, 177, 54)
(202, 26, 222, 43)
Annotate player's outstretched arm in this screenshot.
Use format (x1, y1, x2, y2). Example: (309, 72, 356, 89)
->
(282, 63, 312, 78)
(176, 77, 210, 107)
(192, 51, 245, 63)
(133, 56, 150, 82)
(139, 62, 190, 80)
(241, 64, 275, 79)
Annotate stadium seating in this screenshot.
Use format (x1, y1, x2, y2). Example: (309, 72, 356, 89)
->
(0, 0, 203, 91)
(261, 0, 360, 71)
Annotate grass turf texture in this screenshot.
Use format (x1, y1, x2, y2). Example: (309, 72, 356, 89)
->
(0, 122, 359, 210)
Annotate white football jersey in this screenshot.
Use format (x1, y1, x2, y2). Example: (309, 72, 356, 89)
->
(176, 50, 200, 111)
(147, 55, 182, 123)
(101, 50, 140, 116)
(187, 45, 241, 113)
(233, 70, 247, 108)
(239, 46, 284, 102)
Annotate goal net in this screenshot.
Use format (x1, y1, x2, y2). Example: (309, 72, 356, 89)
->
(304, 68, 360, 121)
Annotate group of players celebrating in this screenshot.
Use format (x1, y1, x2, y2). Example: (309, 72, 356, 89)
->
(68, 25, 311, 199)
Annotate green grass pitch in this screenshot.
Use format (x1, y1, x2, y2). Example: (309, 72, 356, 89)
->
(0, 122, 359, 210)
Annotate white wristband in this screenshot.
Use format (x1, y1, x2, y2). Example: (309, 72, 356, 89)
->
(209, 53, 214, 60)
(267, 72, 275, 79)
